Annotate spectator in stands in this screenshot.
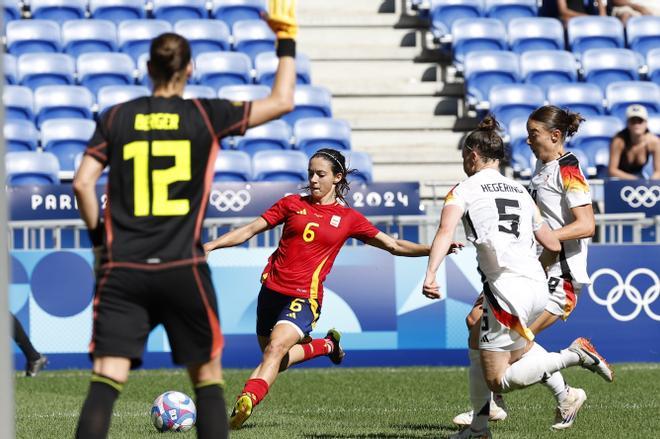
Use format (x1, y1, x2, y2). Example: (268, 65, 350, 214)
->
(609, 0, 658, 23)
(608, 104, 660, 179)
(11, 313, 47, 377)
(557, 0, 606, 25)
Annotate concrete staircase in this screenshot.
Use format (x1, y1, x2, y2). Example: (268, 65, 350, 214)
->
(297, 0, 465, 198)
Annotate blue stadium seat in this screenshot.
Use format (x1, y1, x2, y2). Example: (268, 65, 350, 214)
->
(214, 150, 252, 181)
(568, 116, 624, 174)
(294, 118, 351, 156)
(649, 115, 660, 136)
(451, 18, 508, 67)
(546, 83, 604, 117)
(153, 0, 208, 24)
(581, 48, 640, 93)
(3, 85, 34, 121)
(344, 151, 374, 184)
(5, 151, 60, 185)
(232, 19, 276, 63)
(218, 84, 270, 100)
(211, 0, 267, 28)
(89, 0, 146, 24)
(195, 51, 252, 89)
(605, 81, 660, 121)
(118, 19, 172, 62)
(18, 53, 75, 90)
(174, 19, 230, 57)
(567, 16, 624, 57)
(485, 0, 537, 25)
(4, 119, 39, 152)
(30, 0, 86, 24)
(430, 0, 483, 37)
(626, 16, 660, 59)
(183, 85, 216, 99)
(3, 0, 21, 29)
(6, 20, 60, 55)
(40, 118, 96, 172)
(136, 52, 151, 87)
(235, 120, 291, 155)
(281, 85, 333, 127)
(97, 85, 150, 113)
(507, 117, 534, 176)
(5, 53, 17, 84)
(62, 19, 118, 57)
(74, 152, 109, 183)
(34, 85, 94, 127)
(508, 17, 565, 54)
(489, 83, 545, 128)
(464, 51, 519, 106)
(253, 150, 308, 182)
(254, 51, 311, 87)
(520, 50, 578, 94)
(641, 156, 655, 180)
(647, 48, 660, 87)
(77, 52, 135, 95)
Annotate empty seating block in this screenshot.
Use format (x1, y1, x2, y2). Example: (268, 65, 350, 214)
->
(212, 0, 267, 28)
(294, 118, 351, 156)
(118, 19, 172, 62)
(605, 81, 660, 120)
(568, 116, 624, 171)
(30, 0, 86, 24)
(5, 119, 39, 152)
(183, 85, 217, 99)
(253, 150, 308, 182)
(3, 85, 34, 121)
(5, 53, 17, 84)
(218, 84, 270, 101)
(90, 0, 146, 24)
(6, 151, 60, 186)
(153, 0, 208, 24)
(235, 119, 291, 155)
(6, 20, 61, 55)
(344, 151, 373, 184)
(281, 85, 332, 127)
(546, 83, 604, 117)
(520, 50, 577, 94)
(507, 117, 534, 175)
(581, 48, 639, 93)
(451, 18, 507, 67)
(255, 52, 311, 87)
(430, 0, 482, 36)
(464, 50, 519, 106)
(508, 17, 564, 54)
(232, 19, 276, 63)
(647, 48, 660, 86)
(626, 16, 660, 58)
(485, 0, 537, 25)
(18, 53, 75, 90)
(77, 52, 135, 95)
(3, 0, 21, 28)
(62, 19, 118, 57)
(97, 85, 150, 113)
(195, 51, 252, 89)
(214, 150, 252, 181)
(174, 19, 230, 57)
(34, 85, 94, 127)
(41, 118, 96, 171)
(567, 16, 624, 57)
(489, 83, 545, 127)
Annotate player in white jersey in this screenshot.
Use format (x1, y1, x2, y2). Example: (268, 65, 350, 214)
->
(424, 116, 612, 439)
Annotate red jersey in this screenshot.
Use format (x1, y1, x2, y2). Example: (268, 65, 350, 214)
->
(260, 194, 380, 304)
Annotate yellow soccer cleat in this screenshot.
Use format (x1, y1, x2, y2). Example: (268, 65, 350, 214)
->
(229, 393, 254, 430)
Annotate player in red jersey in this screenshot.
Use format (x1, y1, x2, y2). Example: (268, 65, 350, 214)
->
(204, 148, 456, 429)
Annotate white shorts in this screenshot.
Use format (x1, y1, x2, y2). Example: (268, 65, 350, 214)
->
(545, 276, 583, 320)
(479, 275, 547, 352)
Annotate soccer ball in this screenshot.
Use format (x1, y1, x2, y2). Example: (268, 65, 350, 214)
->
(151, 391, 196, 432)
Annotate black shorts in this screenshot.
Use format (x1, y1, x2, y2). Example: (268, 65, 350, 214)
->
(256, 285, 320, 338)
(91, 264, 222, 368)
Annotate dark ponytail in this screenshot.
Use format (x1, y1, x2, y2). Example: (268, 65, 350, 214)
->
(148, 33, 191, 89)
(529, 105, 585, 140)
(309, 148, 358, 204)
(464, 114, 505, 161)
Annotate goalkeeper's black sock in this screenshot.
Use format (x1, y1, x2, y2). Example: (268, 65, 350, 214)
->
(75, 374, 123, 439)
(195, 381, 228, 439)
(12, 314, 40, 362)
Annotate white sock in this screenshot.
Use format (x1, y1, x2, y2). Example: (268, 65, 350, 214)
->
(500, 343, 579, 392)
(526, 342, 569, 403)
(468, 349, 491, 432)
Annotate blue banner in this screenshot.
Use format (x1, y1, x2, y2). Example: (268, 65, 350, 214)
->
(8, 182, 421, 221)
(604, 179, 660, 216)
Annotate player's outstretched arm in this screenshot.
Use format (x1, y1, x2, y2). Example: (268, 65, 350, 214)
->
(203, 217, 270, 253)
(365, 232, 430, 257)
(73, 155, 105, 238)
(423, 205, 463, 299)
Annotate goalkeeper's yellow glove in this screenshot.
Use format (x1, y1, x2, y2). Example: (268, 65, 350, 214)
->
(266, 0, 298, 40)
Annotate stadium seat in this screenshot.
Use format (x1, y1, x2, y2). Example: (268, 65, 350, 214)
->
(5, 151, 60, 186)
(77, 52, 135, 95)
(488, 83, 545, 128)
(136, 52, 151, 87)
(451, 18, 508, 67)
(235, 119, 291, 155)
(97, 85, 150, 114)
(30, 0, 86, 24)
(232, 19, 276, 63)
(508, 17, 565, 54)
(118, 19, 172, 62)
(34, 85, 94, 127)
(62, 19, 118, 57)
(641, 156, 655, 179)
(218, 84, 270, 101)
(294, 118, 351, 156)
(626, 16, 660, 59)
(89, 0, 146, 24)
(507, 117, 534, 176)
(464, 51, 519, 106)
(153, 0, 208, 24)
(40, 118, 96, 172)
(581, 48, 640, 93)
(183, 85, 217, 99)
(211, 0, 267, 28)
(3, 85, 34, 121)
(647, 48, 660, 87)
(173, 19, 231, 57)
(255, 52, 311, 87)
(567, 16, 624, 57)
(429, 0, 483, 37)
(6, 20, 61, 55)
(214, 150, 252, 181)
(344, 151, 374, 184)
(195, 51, 252, 90)
(546, 83, 604, 117)
(485, 0, 537, 25)
(5, 53, 17, 84)
(281, 85, 333, 127)
(18, 53, 75, 90)
(520, 50, 578, 94)
(4, 119, 39, 152)
(3, 0, 21, 29)
(252, 150, 308, 182)
(73, 152, 109, 183)
(605, 81, 660, 121)
(568, 116, 624, 174)
(648, 114, 660, 136)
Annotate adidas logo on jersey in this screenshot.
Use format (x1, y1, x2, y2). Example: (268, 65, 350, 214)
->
(296, 209, 307, 215)
(480, 334, 490, 343)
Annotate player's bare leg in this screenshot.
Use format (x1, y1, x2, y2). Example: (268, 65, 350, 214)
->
(188, 355, 228, 439)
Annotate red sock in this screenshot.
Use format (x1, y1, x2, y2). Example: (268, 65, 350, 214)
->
(242, 378, 269, 406)
(301, 338, 334, 361)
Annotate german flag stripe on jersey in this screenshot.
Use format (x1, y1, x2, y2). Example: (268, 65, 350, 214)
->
(483, 283, 535, 342)
(559, 153, 589, 194)
(445, 184, 458, 203)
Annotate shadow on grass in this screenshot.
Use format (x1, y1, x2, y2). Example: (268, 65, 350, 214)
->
(303, 423, 458, 439)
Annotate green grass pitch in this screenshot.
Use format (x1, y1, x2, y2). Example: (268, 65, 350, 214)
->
(15, 364, 660, 438)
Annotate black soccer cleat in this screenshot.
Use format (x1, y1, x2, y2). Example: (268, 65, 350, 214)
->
(325, 328, 345, 365)
(26, 354, 48, 377)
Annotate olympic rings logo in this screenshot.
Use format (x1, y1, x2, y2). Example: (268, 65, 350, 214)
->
(208, 189, 251, 212)
(619, 185, 660, 208)
(588, 268, 660, 322)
